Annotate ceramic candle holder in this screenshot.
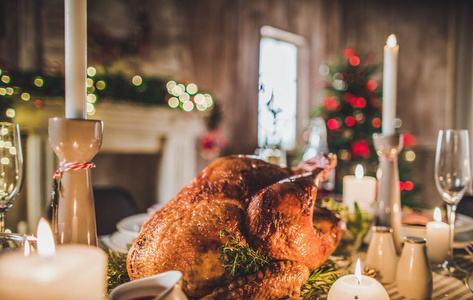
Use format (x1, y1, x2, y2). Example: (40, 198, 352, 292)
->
(48, 118, 103, 245)
(373, 133, 403, 254)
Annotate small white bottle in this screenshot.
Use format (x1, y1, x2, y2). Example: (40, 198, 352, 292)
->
(396, 236, 433, 299)
(365, 226, 397, 283)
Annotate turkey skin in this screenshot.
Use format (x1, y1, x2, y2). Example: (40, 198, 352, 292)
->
(127, 155, 344, 299)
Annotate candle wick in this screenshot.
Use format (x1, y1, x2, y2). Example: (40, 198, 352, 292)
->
(356, 277, 361, 285)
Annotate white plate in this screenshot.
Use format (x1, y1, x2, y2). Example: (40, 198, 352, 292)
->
(116, 213, 149, 238)
(109, 271, 186, 300)
(108, 231, 135, 253)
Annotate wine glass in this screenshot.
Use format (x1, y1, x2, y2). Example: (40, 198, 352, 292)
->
(0, 122, 24, 233)
(434, 129, 471, 277)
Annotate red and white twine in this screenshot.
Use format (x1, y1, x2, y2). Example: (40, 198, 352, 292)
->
(53, 161, 96, 179)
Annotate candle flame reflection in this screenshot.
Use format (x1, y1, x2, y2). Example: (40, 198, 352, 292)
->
(23, 239, 30, 257)
(355, 258, 362, 285)
(387, 34, 397, 47)
(37, 218, 56, 258)
(433, 207, 442, 222)
(355, 164, 364, 179)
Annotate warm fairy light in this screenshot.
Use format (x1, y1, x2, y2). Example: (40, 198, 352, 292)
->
(433, 207, 442, 222)
(404, 150, 416, 162)
(1, 128, 9, 135)
(96, 80, 106, 90)
(372, 117, 382, 128)
(6, 87, 13, 95)
(34, 77, 44, 87)
(1, 157, 10, 165)
(87, 66, 97, 77)
(1, 75, 10, 84)
(168, 97, 179, 108)
(345, 116, 355, 127)
(355, 164, 364, 179)
(87, 94, 97, 103)
(171, 85, 183, 96)
(355, 258, 362, 285)
(196, 104, 206, 111)
(166, 80, 176, 91)
(177, 84, 186, 93)
(0, 88, 5, 95)
(37, 218, 56, 258)
(88, 86, 96, 93)
(87, 103, 95, 114)
(186, 83, 198, 95)
(21, 92, 30, 101)
(194, 94, 204, 104)
(182, 101, 194, 112)
(86, 78, 94, 88)
(9, 147, 17, 155)
(204, 96, 213, 108)
(132, 75, 143, 86)
(6, 108, 15, 118)
(4, 141, 11, 148)
(349, 56, 360, 66)
(387, 34, 397, 47)
(34, 99, 44, 108)
(179, 93, 190, 102)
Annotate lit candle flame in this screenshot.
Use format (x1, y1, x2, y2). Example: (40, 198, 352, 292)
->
(23, 239, 30, 257)
(355, 258, 362, 285)
(387, 34, 397, 47)
(433, 207, 442, 222)
(37, 218, 56, 258)
(355, 164, 364, 179)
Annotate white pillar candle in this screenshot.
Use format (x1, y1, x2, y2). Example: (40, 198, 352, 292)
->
(328, 259, 389, 300)
(426, 207, 449, 264)
(343, 164, 377, 210)
(382, 34, 399, 135)
(0, 219, 107, 300)
(65, 0, 87, 119)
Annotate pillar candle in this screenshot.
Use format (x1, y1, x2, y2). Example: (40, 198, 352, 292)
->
(426, 207, 449, 264)
(65, 0, 87, 119)
(382, 34, 399, 135)
(343, 164, 377, 210)
(0, 219, 107, 300)
(328, 259, 389, 300)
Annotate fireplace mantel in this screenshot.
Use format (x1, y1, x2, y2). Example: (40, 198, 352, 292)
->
(14, 100, 205, 230)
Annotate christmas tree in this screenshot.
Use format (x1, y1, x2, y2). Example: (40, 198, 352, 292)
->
(311, 48, 421, 207)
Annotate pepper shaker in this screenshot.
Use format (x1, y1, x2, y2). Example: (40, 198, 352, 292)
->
(396, 236, 433, 299)
(366, 226, 397, 283)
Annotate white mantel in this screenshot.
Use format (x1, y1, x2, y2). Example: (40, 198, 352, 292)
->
(14, 100, 205, 230)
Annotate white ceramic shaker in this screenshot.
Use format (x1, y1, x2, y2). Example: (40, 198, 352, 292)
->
(396, 236, 433, 299)
(365, 226, 398, 283)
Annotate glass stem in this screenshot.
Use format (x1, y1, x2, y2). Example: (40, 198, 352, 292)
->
(0, 211, 5, 233)
(446, 203, 456, 262)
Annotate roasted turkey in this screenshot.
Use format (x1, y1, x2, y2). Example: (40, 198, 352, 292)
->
(127, 154, 345, 299)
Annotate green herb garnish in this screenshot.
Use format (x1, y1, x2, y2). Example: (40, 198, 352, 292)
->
(106, 249, 130, 294)
(300, 259, 345, 300)
(218, 229, 272, 276)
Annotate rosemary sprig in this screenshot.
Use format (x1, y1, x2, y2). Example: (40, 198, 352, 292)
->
(218, 229, 272, 276)
(300, 259, 345, 300)
(106, 249, 130, 294)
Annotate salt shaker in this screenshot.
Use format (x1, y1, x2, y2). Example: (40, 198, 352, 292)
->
(365, 226, 397, 283)
(396, 237, 433, 299)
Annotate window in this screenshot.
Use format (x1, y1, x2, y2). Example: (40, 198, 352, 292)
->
(257, 26, 306, 151)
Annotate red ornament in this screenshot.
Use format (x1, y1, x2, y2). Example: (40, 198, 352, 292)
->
(372, 117, 382, 128)
(323, 96, 339, 110)
(327, 119, 339, 130)
(351, 140, 370, 158)
(405, 181, 414, 191)
(349, 56, 360, 66)
(399, 181, 405, 191)
(367, 80, 377, 91)
(403, 132, 417, 147)
(344, 93, 354, 103)
(344, 48, 355, 59)
(345, 116, 355, 127)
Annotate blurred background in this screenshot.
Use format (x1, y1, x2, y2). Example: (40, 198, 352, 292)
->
(0, 0, 472, 233)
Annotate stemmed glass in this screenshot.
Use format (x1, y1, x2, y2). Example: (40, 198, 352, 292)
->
(434, 129, 471, 277)
(0, 122, 24, 233)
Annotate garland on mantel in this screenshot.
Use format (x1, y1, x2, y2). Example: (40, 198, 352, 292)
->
(0, 68, 216, 121)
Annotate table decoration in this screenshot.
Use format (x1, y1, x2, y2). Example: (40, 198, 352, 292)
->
(382, 34, 398, 135)
(373, 133, 403, 253)
(0, 218, 107, 300)
(426, 207, 449, 264)
(342, 164, 377, 210)
(434, 129, 471, 278)
(396, 236, 432, 299)
(327, 258, 389, 300)
(48, 0, 104, 246)
(365, 226, 397, 283)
